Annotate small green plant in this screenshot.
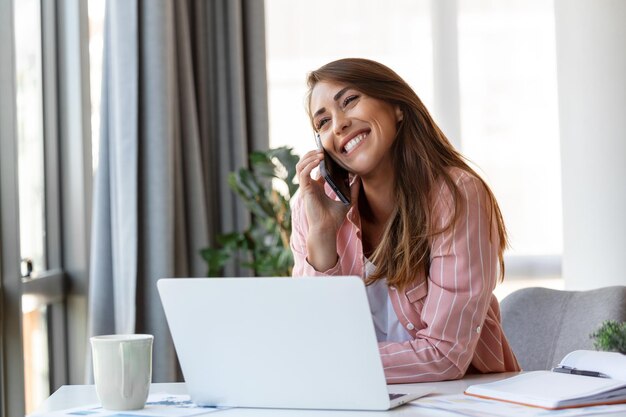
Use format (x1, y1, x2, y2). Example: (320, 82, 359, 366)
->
(200, 146, 299, 277)
(590, 320, 626, 354)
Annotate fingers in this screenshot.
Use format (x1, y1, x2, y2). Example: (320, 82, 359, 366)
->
(296, 150, 324, 188)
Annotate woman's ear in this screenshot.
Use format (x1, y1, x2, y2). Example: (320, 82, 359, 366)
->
(395, 106, 403, 123)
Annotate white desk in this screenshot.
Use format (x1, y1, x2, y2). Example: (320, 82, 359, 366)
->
(35, 373, 626, 416)
(34, 373, 519, 416)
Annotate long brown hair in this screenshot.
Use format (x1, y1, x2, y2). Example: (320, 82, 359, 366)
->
(306, 58, 508, 290)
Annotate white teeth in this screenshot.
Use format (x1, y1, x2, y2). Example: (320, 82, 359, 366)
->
(344, 133, 366, 153)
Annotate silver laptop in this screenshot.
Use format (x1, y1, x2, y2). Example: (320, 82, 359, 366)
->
(157, 276, 429, 410)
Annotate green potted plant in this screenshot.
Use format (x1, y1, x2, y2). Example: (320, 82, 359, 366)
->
(590, 320, 626, 354)
(201, 146, 299, 277)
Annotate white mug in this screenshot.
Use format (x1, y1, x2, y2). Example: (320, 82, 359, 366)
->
(90, 334, 153, 410)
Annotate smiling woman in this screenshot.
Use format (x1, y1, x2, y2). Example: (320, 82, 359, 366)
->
(290, 58, 521, 384)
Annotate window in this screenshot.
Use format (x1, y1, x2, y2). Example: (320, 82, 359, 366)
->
(15, 0, 47, 276)
(457, 0, 562, 263)
(2, 0, 93, 415)
(14, 0, 51, 410)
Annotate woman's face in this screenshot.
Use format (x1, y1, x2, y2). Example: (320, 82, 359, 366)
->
(310, 81, 402, 180)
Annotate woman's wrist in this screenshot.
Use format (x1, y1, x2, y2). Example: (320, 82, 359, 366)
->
(306, 227, 338, 272)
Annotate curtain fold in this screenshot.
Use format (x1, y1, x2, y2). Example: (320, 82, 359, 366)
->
(87, 0, 269, 382)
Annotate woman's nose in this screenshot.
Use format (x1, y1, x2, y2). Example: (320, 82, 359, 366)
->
(332, 112, 351, 135)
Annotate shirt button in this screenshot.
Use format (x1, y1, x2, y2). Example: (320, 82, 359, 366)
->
(476, 325, 482, 334)
(406, 323, 415, 331)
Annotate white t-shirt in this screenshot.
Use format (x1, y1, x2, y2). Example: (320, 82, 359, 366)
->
(364, 260, 412, 343)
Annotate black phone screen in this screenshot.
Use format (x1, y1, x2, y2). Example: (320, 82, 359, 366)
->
(320, 155, 351, 205)
(315, 134, 351, 205)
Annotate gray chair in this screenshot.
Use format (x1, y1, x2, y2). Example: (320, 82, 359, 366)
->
(500, 286, 626, 371)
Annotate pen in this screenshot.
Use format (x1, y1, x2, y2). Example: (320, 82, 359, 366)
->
(552, 366, 610, 378)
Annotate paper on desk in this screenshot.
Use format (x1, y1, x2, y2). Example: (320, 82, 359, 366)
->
(410, 394, 626, 417)
(30, 392, 231, 417)
(559, 350, 626, 381)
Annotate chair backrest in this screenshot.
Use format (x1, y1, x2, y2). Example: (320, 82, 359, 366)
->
(500, 286, 626, 371)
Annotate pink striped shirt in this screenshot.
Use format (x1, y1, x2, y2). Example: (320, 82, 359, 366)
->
(290, 168, 521, 383)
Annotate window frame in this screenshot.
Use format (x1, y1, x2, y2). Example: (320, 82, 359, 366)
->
(41, 0, 68, 392)
(1, 0, 92, 414)
(1, 0, 27, 415)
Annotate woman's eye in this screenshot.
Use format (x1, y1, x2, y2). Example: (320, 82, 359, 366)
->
(343, 95, 359, 108)
(316, 118, 329, 130)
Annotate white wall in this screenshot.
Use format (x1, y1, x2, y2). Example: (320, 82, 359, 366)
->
(555, 0, 626, 289)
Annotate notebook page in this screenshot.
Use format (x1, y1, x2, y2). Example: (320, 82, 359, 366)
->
(560, 350, 626, 381)
(465, 371, 626, 408)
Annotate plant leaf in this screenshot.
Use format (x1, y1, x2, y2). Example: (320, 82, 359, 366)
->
(200, 146, 301, 277)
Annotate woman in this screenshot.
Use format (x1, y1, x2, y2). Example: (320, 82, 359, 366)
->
(290, 58, 521, 383)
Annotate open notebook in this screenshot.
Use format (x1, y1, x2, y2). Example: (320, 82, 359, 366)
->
(465, 350, 626, 410)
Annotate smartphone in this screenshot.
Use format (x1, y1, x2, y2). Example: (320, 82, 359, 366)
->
(315, 133, 351, 205)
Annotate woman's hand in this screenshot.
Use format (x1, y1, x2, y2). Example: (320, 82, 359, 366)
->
(296, 150, 350, 231)
(296, 150, 353, 271)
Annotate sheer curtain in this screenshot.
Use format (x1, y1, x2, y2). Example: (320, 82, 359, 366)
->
(88, 0, 268, 382)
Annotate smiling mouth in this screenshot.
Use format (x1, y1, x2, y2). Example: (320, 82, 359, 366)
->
(343, 132, 368, 154)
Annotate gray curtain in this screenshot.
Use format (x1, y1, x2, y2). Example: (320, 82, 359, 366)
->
(87, 0, 269, 382)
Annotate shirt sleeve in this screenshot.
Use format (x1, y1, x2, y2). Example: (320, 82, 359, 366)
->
(290, 192, 343, 277)
(378, 173, 500, 383)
